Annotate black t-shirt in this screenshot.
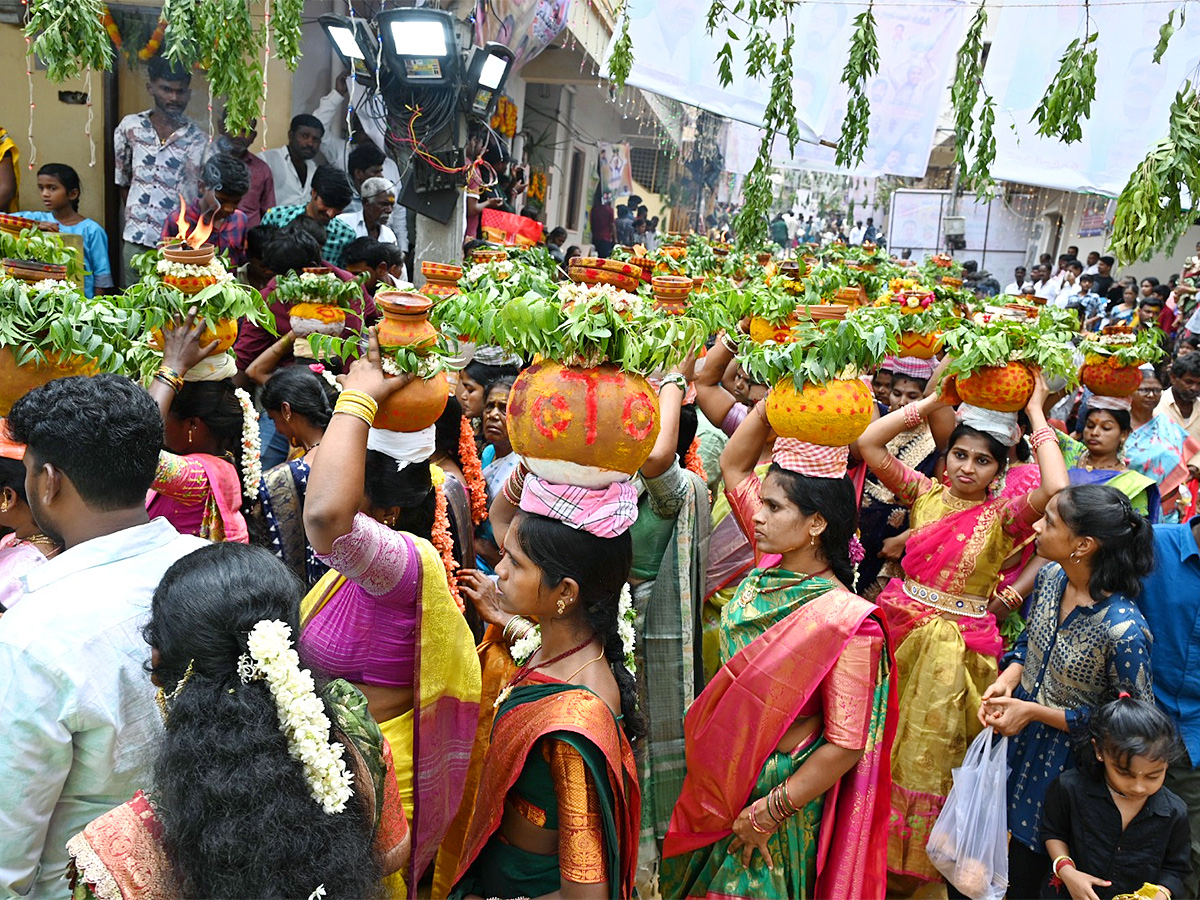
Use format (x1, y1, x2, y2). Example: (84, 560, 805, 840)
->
(1039, 768, 1191, 899)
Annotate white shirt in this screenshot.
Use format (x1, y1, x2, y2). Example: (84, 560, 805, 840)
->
(260, 146, 317, 207)
(1034, 279, 1059, 303)
(335, 209, 397, 245)
(0, 518, 206, 898)
(1083, 263, 1100, 276)
(1055, 280, 1082, 307)
(848, 226, 865, 244)
(1004, 280, 1032, 295)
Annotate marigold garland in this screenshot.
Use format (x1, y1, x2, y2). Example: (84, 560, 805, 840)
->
(100, 5, 167, 61)
(430, 464, 463, 611)
(459, 415, 488, 525)
(683, 436, 707, 483)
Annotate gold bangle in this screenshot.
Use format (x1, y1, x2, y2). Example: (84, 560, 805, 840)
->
(334, 390, 378, 427)
(338, 389, 379, 417)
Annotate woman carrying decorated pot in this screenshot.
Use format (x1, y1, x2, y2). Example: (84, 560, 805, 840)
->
(853, 355, 948, 600)
(450, 481, 642, 900)
(660, 406, 896, 900)
(976, 484, 1155, 898)
(66, 543, 410, 900)
(475, 373, 521, 573)
(300, 328, 481, 893)
(146, 311, 256, 543)
(252, 364, 338, 586)
(856, 373, 1068, 891)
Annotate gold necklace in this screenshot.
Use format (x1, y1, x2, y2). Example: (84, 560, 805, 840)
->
(941, 491, 984, 511)
(563, 647, 607, 684)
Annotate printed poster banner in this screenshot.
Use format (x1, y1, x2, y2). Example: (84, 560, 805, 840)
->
(597, 142, 635, 198)
(474, 0, 571, 71)
(985, 0, 1200, 196)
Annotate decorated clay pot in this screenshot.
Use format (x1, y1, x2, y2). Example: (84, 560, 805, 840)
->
(651, 274, 692, 315)
(152, 317, 240, 354)
(287, 303, 346, 338)
(1080, 359, 1143, 397)
(162, 243, 216, 266)
(506, 360, 660, 487)
(303, 266, 333, 276)
(373, 371, 450, 433)
(568, 265, 640, 293)
(420, 261, 462, 300)
(749, 313, 801, 344)
(896, 331, 944, 359)
(3, 258, 69, 283)
(834, 285, 869, 305)
(956, 362, 1035, 412)
(765, 378, 874, 446)
(940, 275, 964, 289)
(470, 247, 508, 265)
(0, 346, 97, 415)
(162, 273, 220, 294)
(376, 292, 437, 355)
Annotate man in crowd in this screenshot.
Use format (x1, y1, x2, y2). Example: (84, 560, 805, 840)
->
(1156, 353, 1200, 474)
(616, 203, 636, 246)
(162, 154, 250, 266)
(342, 237, 395, 294)
(863, 216, 878, 244)
(261, 115, 323, 207)
(848, 219, 865, 244)
(1004, 265, 1030, 295)
(1082, 249, 1101, 275)
(261, 165, 356, 267)
(1094, 254, 1117, 300)
(217, 113, 274, 227)
(1034, 264, 1059, 304)
(546, 226, 568, 267)
(1054, 260, 1084, 308)
(336, 177, 396, 245)
(591, 190, 615, 257)
(114, 55, 208, 286)
(0, 375, 206, 898)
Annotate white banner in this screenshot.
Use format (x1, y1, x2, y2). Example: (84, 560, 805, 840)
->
(986, 0, 1200, 195)
(712, 1, 965, 179)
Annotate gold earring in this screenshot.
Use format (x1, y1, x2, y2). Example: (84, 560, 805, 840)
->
(556, 597, 567, 616)
(155, 659, 195, 725)
(810, 533, 817, 546)
(0, 501, 10, 513)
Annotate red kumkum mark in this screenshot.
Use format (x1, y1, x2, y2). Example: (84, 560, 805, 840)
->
(560, 367, 624, 445)
(531, 393, 573, 438)
(623, 391, 656, 441)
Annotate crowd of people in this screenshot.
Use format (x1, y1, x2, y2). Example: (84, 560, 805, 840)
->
(6, 54, 1200, 900)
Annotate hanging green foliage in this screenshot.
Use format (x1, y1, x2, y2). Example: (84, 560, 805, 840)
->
(949, 3, 995, 197)
(1153, 7, 1184, 64)
(607, 5, 634, 90)
(835, 4, 879, 169)
(272, 0, 306, 70)
(1031, 29, 1098, 144)
(1109, 82, 1200, 263)
(24, 0, 112, 81)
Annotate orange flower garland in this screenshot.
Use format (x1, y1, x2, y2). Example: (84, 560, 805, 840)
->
(683, 436, 707, 483)
(459, 416, 489, 524)
(430, 465, 463, 611)
(101, 5, 167, 60)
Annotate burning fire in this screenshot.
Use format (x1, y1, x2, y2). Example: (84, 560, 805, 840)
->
(172, 195, 215, 248)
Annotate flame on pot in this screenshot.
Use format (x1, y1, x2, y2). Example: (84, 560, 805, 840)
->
(172, 196, 215, 248)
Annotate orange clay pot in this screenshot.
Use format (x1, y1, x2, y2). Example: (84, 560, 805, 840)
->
(1079, 359, 1143, 398)
(152, 317, 239, 354)
(375, 292, 438, 355)
(765, 378, 874, 447)
(0, 346, 98, 415)
(161, 243, 216, 266)
(896, 330, 944, 359)
(956, 362, 1036, 412)
(506, 360, 660, 486)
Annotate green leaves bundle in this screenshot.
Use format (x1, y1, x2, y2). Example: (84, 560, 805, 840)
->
(942, 306, 1078, 380)
(737, 314, 898, 390)
(24, 0, 112, 81)
(835, 4, 880, 169)
(1031, 30, 1098, 144)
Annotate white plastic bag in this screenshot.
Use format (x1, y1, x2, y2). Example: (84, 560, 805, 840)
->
(925, 727, 1009, 900)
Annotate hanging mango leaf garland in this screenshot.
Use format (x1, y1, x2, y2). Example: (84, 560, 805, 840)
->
(24, 0, 113, 81)
(1109, 82, 1200, 263)
(949, 3, 996, 197)
(1030, 24, 1098, 144)
(835, 3, 880, 169)
(607, 2, 634, 89)
(1153, 7, 1184, 64)
(271, 0, 306, 69)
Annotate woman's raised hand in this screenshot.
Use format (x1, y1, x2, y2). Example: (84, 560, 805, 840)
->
(338, 327, 415, 402)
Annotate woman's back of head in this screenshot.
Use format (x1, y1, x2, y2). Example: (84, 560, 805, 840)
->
(1056, 483, 1154, 601)
(261, 366, 336, 430)
(145, 544, 381, 899)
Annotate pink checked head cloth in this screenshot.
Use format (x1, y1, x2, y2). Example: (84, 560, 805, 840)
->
(518, 474, 640, 538)
(1088, 393, 1132, 412)
(890, 355, 938, 382)
(770, 438, 850, 479)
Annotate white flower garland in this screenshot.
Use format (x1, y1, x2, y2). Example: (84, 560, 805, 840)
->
(511, 627, 542, 665)
(30, 278, 75, 292)
(617, 583, 637, 675)
(156, 257, 232, 282)
(240, 620, 355, 815)
(509, 582, 637, 675)
(310, 364, 343, 394)
(234, 387, 262, 499)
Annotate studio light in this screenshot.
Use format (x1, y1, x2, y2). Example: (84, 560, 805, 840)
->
(319, 15, 378, 86)
(376, 8, 459, 86)
(464, 42, 515, 119)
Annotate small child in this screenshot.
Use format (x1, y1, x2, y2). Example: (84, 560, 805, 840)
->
(1040, 695, 1190, 900)
(17, 163, 111, 298)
